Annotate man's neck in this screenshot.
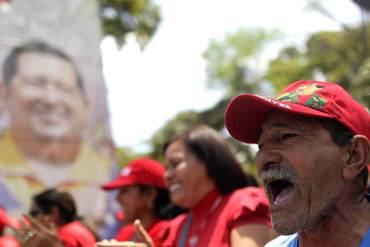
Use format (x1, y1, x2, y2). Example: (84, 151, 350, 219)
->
(11, 130, 81, 164)
(299, 194, 370, 247)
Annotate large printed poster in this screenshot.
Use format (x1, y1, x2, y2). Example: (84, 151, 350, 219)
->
(0, 0, 115, 225)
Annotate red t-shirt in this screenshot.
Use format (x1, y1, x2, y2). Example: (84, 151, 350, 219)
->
(58, 221, 96, 247)
(164, 186, 271, 247)
(115, 219, 170, 247)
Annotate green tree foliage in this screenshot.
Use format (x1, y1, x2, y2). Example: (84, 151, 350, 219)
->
(115, 146, 140, 167)
(198, 98, 230, 130)
(148, 22, 370, 176)
(148, 28, 280, 172)
(149, 111, 201, 160)
(264, 46, 313, 91)
(147, 107, 258, 176)
(100, 0, 161, 48)
(266, 24, 370, 107)
(203, 28, 281, 96)
(353, 57, 370, 105)
(100, 1, 161, 164)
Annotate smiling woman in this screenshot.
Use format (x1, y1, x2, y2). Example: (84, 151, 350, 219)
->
(160, 124, 275, 247)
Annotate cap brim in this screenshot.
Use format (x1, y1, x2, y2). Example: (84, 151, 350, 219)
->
(225, 94, 334, 144)
(101, 177, 135, 190)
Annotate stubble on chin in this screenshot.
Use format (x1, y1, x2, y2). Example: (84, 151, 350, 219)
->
(272, 189, 339, 235)
(271, 208, 307, 235)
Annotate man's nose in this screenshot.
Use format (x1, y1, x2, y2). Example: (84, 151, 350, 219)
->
(43, 84, 62, 103)
(256, 143, 282, 174)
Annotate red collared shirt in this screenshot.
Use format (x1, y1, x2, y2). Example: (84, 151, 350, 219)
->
(164, 186, 271, 247)
(58, 221, 96, 247)
(115, 219, 170, 247)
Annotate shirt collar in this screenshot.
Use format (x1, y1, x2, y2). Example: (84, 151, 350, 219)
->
(192, 188, 222, 216)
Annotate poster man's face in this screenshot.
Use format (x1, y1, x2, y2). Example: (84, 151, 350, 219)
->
(6, 51, 86, 141)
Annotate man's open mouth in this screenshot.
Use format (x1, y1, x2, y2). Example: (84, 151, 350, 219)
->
(261, 166, 298, 208)
(266, 178, 296, 207)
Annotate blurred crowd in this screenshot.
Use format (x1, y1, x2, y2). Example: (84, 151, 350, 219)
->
(0, 80, 369, 247)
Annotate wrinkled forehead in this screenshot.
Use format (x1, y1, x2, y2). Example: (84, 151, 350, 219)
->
(261, 110, 322, 133)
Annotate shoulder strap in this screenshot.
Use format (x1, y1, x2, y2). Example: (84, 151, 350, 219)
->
(177, 214, 193, 247)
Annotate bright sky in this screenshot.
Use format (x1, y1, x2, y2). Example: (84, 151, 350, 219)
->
(101, 0, 361, 152)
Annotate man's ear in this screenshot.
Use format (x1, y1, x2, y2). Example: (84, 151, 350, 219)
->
(343, 135, 370, 181)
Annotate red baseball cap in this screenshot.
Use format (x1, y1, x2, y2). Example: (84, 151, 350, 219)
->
(102, 157, 165, 190)
(225, 80, 370, 144)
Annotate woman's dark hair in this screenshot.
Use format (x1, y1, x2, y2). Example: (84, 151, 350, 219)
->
(32, 188, 77, 224)
(318, 118, 368, 190)
(163, 124, 257, 195)
(137, 185, 186, 219)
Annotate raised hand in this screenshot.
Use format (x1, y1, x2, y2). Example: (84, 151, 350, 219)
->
(13, 215, 62, 247)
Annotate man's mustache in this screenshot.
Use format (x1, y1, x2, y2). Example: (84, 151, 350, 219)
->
(260, 166, 298, 185)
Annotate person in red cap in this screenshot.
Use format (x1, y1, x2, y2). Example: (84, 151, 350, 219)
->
(102, 157, 180, 246)
(225, 80, 370, 247)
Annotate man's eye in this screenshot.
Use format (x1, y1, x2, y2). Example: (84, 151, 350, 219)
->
(171, 161, 180, 167)
(27, 77, 44, 87)
(281, 133, 298, 140)
(58, 85, 73, 94)
(165, 160, 180, 170)
(170, 159, 182, 168)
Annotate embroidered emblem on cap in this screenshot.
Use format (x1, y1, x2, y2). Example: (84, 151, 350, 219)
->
(277, 84, 327, 110)
(120, 167, 131, 176)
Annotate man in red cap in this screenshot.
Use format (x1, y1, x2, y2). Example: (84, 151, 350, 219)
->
(225, 80, 370, 247)
(102, 157, 175, 246)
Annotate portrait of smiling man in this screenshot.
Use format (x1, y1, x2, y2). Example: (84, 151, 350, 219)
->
(0, 41, 112, 223)
(225, 80, 370, 247)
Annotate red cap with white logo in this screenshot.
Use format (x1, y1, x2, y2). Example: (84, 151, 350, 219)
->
(102, 157, 166, 190)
